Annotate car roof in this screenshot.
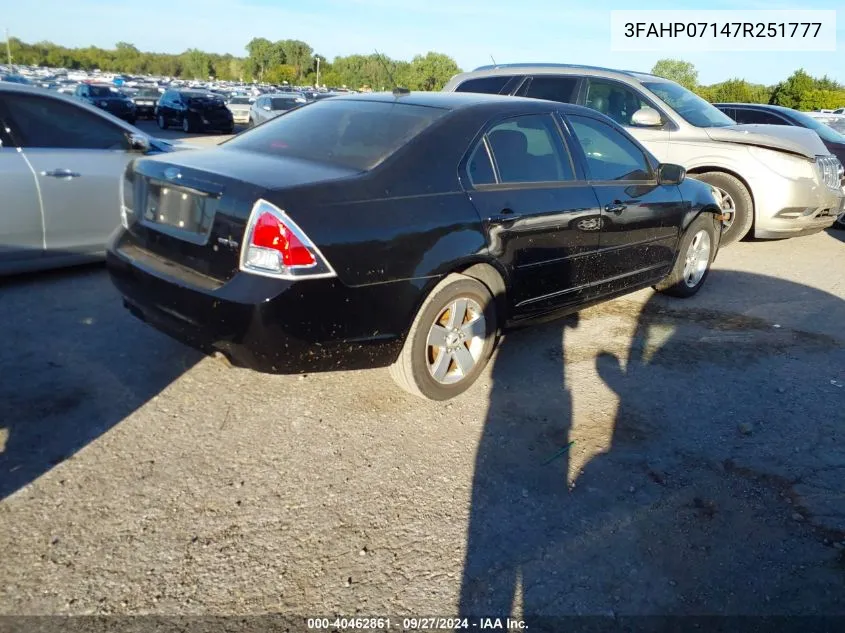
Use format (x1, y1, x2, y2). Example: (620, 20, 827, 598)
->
(328, 89, 592, 111)
(714, 103, 797, 115)
(457, 63, 666, 83)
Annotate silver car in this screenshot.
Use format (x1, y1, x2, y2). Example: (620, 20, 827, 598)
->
(248, 93, 308, 127)
(0, 82, 176, 275)
(443, 64, 845, 245)
(226, 95, 253, 125)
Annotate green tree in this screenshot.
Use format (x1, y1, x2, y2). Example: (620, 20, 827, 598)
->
(404, 52, 460, 90)
(265, 64, 297, 85)
(704, 78, 772, 104)
(245, 37, 274, 81)
(182, 48, 211, 79)
(769, 69, 815, 108)
(650, 59, 698, 90)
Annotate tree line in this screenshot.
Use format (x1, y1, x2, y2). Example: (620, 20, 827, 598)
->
(1, 37, 462, 91)
(651, 59, 845, 110)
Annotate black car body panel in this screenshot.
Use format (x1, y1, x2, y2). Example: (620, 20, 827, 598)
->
(156, 89, 234, 132)
(75, 83, 137, 122)
(107, 92, 721, 374)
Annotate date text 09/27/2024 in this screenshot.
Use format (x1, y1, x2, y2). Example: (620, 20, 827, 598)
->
(306, 617, 527, 630)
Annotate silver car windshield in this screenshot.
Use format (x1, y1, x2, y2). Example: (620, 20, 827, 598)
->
(642, 81, 736, 128)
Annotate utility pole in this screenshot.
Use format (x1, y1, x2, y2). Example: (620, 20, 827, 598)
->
(315, 56, 320, 88)
(5, 28, 12, 66)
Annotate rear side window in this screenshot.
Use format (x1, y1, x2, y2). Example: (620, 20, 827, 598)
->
(222, 99, 448, 171)
(454, 76, 513, 95)
(520, 76, 578, 104)
(481, 114, 574, 184)
(270, 97, 304, 110)
(732, 109, 788, 125)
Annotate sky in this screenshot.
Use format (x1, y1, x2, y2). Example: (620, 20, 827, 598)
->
(6, 0, 843, 85)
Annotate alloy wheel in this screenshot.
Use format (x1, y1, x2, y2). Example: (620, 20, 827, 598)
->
(682, 230, 711, 288)
(425, 298, 487, 385)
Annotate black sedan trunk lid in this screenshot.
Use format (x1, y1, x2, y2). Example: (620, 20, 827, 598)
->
(120, 148, 358, 284)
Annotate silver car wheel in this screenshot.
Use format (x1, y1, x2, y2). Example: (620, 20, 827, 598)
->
(713, 186, 736, 231)
(426, 297, 487, 385)
(682, 229, 711, 288)
(182, 117, 190, 133)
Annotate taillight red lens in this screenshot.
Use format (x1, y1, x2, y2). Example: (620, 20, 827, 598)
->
(250, 211, 316, 267)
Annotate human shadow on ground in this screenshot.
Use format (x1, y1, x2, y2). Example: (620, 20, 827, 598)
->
(460, 270, 845, 629)
(0, 263, 202, 499)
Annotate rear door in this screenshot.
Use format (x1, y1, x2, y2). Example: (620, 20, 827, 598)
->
(0, 118, 42, 262)
(562, 112, 686, 294)
(461, 111, 603, 317)
(1, 91, 136, 257)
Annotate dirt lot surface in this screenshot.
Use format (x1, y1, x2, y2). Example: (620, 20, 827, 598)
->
(1, 125, 843, 626)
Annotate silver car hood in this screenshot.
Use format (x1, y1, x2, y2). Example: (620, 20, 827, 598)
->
(705, 124, 829, 159)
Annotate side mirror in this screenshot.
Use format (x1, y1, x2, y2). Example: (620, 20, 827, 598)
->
(657, 163, 686, 185)
(262, 105, 271, 111)
(631, 106, 663, 127)
(127, 133, 151, 153)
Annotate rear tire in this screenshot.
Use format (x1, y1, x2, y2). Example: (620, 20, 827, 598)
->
(182, 117, 192, 133)
(157, 114, 168, 130)
(390, 274, 498, 401)
(689, 171, 753, 246)
(655, 214, 717, 298)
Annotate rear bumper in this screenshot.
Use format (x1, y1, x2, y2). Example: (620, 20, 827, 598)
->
(105, 237, 419, 374)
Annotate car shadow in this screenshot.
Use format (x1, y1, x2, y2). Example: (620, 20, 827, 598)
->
(0, 262, 202, 500)
(460, 271, 845, 626)
(825, 226, 845, 243)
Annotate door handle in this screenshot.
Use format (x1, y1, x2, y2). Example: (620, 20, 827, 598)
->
(491, 208, 523, 225)
(605, 201, 626, 214)
(41, 169, 81, 179)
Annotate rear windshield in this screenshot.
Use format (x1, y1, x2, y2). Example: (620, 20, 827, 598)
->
(222, 99, 448, 171)
(136, 89, 161, 98)
(270, 97, 304, 110)
(228, 97, 251, 104)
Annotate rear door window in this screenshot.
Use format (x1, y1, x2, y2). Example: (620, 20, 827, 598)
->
(518, 76, 579, 104)
(481, 113, 575, 184)
(454, 76, 514, 95)
(732, 108, 789, 125)
(222, 99, 448, 171)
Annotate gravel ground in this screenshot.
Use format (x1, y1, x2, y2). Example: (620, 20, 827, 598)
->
(1, 136, 844, 626)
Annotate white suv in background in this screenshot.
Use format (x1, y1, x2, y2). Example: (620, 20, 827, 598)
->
(443, 64, 845, 245)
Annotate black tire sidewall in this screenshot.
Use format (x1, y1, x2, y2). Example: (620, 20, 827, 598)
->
(408, 279, 497, 401)
(692, 172, 753, 245)
(668, 215, 717, 297)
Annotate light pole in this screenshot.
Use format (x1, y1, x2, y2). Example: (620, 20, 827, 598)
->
(315, 56, 320, 88)
(5, 28, 12, 66)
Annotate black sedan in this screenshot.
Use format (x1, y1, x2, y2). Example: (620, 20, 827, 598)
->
(107, 92, 723, 400)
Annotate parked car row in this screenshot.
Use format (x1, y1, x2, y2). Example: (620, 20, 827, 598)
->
(2, 63, 844, 401)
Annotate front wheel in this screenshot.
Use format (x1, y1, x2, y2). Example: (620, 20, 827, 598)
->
(654, 214, 718, 298)
(157, 114, 168, 129)
(390, 274, 498, 401)
(182, 117, 192, 133)
(689, 171, 753, 246)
